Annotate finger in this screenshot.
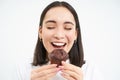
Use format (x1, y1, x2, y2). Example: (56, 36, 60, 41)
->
(35, 72, 57, 80)
(33, 64, 57, 72)
(60, 61, 82, 75)
(61, 69, 82, 80)
(61, 73, 75, 80)
(37, 67, 60, 77)
(31, 67, 60, 79)
(45, 71, 58, 79)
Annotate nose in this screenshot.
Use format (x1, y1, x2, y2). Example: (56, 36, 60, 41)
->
(54, 28, 65, 40)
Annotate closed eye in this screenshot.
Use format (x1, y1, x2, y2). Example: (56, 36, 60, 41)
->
(46, 26, 55, 29)
(65, 27, 72, 30)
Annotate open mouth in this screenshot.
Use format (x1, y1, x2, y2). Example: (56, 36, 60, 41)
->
(51, 42, 66, 48)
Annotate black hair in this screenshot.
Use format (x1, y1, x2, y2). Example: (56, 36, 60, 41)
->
(32, 1, 85, 67)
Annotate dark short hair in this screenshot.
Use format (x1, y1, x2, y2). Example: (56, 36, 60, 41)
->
(32, 1, 85, 67)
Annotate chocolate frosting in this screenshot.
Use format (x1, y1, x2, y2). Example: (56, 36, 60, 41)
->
(48, 49, 68, 67)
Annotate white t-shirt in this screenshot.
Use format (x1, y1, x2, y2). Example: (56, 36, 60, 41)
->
(16, 58, 104, 80)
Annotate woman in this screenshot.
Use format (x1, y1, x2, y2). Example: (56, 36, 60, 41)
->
(32, 1, 84, 80)
(16, 1, 103, 80)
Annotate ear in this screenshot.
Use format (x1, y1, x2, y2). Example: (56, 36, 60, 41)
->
(75, 29, 78, 40)
(38, 26, 42, 39)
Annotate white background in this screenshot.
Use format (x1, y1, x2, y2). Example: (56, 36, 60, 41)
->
(0, 0, 120, 80)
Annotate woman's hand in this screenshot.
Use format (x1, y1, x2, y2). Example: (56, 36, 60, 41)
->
(59, 61, 83, 80)
(31, 64, 60, 80)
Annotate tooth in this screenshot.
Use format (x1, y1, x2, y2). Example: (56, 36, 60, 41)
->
(53, 43, 64, 46)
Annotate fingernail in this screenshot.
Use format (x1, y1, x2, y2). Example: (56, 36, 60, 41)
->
(59, 66, 64, 69)
(56, 68, 61, 71)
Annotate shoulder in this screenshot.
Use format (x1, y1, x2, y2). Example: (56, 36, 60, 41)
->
(15, 57, 33, 80)
(82, 60, 96, 72)
(81, 60, 104, 80)
(16, 57, 33, 70)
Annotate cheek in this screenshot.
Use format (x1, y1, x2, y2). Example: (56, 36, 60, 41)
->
(41, 32, 48, 41)
(41, 31, 51, 47)
(67, 32, 76, 43)
(65, 33, 76, 51)
(41, 29, 53, 40)
(65, 33, 75, 53)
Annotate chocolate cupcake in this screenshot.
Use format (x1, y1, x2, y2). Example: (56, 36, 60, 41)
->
(48, 49, 68, 67)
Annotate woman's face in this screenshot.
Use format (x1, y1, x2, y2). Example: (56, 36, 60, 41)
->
(39, 7, 77, 54)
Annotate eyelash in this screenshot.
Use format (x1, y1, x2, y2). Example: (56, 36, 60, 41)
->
(46, 26, 72, 30)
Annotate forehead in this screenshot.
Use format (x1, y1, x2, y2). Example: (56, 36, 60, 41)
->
(43, 7, 75, 22)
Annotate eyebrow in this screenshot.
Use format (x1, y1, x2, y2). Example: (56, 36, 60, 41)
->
(45, 20, 74, 25)
(64, 21, 74, 25)
(45, 20, 56, 24)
